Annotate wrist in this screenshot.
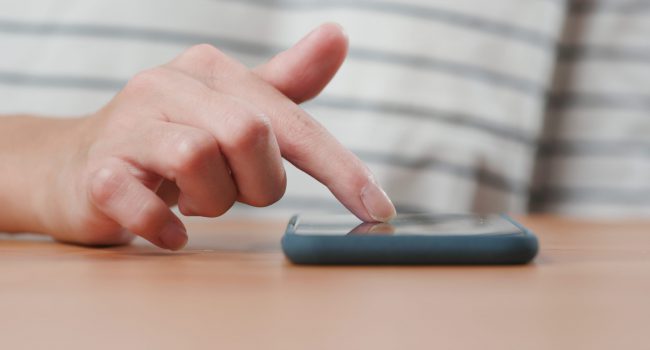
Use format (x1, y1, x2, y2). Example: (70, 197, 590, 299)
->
(36, 116, 93, 236)
(0, 115, 88, 234)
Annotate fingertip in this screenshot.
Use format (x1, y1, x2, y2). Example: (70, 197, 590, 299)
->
(360, 178, 397, 223)
(318, 22, 349, 47)
(307, 22, 348, 60)
(297, 22, 347, 45)
(159, 219, 188, 250)
(254, 22, 349, 103)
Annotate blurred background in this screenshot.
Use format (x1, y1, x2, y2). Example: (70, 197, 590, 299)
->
(1, 0, 648, 218)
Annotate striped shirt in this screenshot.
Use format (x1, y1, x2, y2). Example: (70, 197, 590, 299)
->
(1, 0, 648, 218)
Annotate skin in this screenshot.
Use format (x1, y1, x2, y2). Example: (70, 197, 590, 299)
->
(0, 23, 396, 250)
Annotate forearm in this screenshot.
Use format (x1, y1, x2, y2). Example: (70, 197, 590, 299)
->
(0, 115, 82, 233)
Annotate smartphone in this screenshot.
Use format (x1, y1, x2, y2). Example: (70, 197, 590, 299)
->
(281, 213, 538, 265)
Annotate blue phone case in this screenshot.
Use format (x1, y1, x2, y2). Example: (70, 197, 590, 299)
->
(281, 214, 538, 265)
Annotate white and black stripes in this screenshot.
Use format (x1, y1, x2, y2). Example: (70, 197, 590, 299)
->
(217, 0, 559, 50)
(0, 19, 549, 96)
(0, 0, 647, 217)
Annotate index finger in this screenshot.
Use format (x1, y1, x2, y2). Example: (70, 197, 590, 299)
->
(168, 46, 396, 222)
(269, 93, 396, 222)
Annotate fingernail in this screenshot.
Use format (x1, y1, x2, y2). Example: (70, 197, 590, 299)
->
(360, 177, 396, 222)
(300, 25, 323, 44)
(159, 220, 188, 251)
(327, 22, 348, 40)
(301, 22, 346, 44)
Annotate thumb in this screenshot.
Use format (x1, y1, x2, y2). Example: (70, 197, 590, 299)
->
(253, 23, 348, 104)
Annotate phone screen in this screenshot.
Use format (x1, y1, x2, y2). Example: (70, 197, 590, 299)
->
(292, 213, 522, 236)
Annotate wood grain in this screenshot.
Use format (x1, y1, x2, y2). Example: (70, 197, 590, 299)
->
(1, 215, 649, 350)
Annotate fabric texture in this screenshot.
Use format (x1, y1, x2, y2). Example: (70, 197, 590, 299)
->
(0, 0, 648, 218)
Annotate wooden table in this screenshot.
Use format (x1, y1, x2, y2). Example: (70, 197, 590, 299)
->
(1, 215, 649, 350)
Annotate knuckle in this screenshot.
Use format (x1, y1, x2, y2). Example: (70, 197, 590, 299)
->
(217, 190, 238, 216)
(179, 187, 236, 218)
(243, 172, 287, 208)
(216, 198, 237, 216)
(123, 68, 166, 96)
(215, 191, 238, 216)
(87, 165, 124, 207)
(273, 173, 288, 203)
(169, 131, 219, 175)
(180, 44, 229, 69)
(199, 197, 236, 218)
(186, 44, 224, 58)
(228, 114, 273, 150)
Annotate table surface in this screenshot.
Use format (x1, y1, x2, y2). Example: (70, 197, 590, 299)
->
(1, 215, 649, 350)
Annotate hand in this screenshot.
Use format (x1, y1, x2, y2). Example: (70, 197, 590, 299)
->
(37, 23, 396, 250)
